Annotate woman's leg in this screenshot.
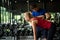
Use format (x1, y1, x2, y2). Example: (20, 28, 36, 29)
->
(41, 29, 48, 40)
(47, 23, 56, 40)
(36, 27, 41, 40)
(36, 27, 48, 40)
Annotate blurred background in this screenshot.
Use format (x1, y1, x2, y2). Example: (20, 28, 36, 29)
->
(0, 0, 60, 40)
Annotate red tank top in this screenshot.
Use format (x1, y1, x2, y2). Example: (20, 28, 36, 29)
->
(31, 17, 52, 30)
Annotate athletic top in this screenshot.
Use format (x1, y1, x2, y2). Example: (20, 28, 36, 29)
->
(31, 17, 52, 30)
(32, 9, 46, 17)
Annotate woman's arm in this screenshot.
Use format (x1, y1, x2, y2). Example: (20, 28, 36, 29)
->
(37, 15, 45, 19)
(31, 20, 37, 40)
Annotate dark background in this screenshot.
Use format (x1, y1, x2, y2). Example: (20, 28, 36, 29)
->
(0, 0, 60, 12)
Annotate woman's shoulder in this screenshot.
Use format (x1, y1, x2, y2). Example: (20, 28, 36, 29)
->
(31, 17, 42, 20)
(31, 18, 38, 23)
(31, 17, 37, 21)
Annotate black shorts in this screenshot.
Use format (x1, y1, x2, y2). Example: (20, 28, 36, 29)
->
(36, 27, 48, 39)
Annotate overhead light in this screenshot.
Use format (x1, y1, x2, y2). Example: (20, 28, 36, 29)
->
(15, 1, 17, 3)
(38, 0, 40, 2)
(51, 0, 53, 2)
(26, 0, 29, 3)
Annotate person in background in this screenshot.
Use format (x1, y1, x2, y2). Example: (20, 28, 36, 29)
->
(30, 4, 51, 40)
(24, 12, 56, 40)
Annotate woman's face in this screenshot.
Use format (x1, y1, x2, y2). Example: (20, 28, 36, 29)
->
(24, 13, 30, 21)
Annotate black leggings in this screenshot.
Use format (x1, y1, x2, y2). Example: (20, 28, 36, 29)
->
(47, 23, 56, 40)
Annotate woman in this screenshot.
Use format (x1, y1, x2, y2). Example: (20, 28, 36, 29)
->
(24, 12, 56, 40)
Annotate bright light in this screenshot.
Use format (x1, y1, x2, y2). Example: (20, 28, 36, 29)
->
(51, 0, 53, 2)
(38, 0, 40, 2)
(15, 1, 17, 3)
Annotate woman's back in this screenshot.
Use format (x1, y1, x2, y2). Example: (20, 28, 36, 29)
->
(31, 17, 52, 30)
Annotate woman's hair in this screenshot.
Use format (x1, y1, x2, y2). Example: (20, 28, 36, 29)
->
(30, 4, 38, 9)
(30, 3, 40, 10)
(24, 12, 33, 18)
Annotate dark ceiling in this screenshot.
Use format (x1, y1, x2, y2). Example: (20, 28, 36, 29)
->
(10, 0, 60, 2)
(0, 0, 60, 12)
